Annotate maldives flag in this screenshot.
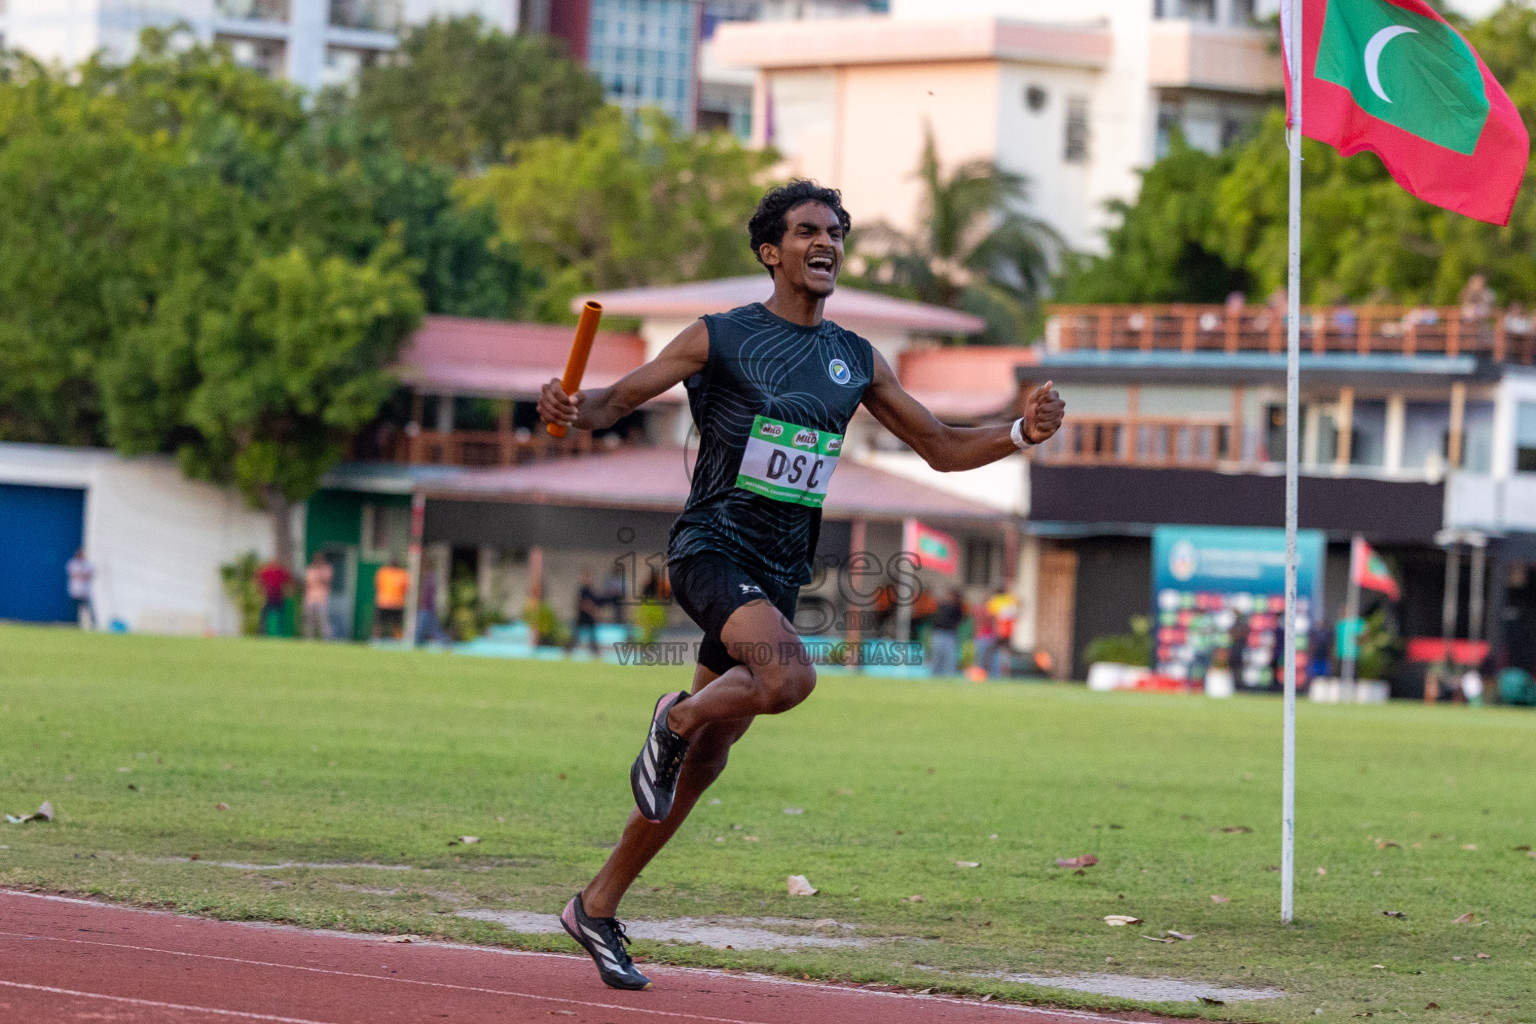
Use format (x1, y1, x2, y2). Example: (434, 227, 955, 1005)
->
(903, 519, 959, 575)
(1281, 0, 1529, 225)
(1352, 536, 1400, 601)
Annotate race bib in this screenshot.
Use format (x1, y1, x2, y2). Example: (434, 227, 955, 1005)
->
(735, 415, 843, 508)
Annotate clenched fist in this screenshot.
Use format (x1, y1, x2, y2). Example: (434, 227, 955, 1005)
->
(538, 378, 584, 430)
(1022, 380, 1065, 444)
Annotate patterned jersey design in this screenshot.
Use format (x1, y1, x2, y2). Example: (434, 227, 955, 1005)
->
(669, 303, 873, 586)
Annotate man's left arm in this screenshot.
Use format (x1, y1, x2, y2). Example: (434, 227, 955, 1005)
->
(860, 350, 1064, 472)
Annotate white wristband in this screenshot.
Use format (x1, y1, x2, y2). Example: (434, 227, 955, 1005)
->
(1010, 417, 1033, 450)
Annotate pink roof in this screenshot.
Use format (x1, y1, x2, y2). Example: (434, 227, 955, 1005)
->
(899, 346, 1042, 418)
(712, 16, 1111, 71)
(418, 446, 1006, 524)
(396, 315, 649, 398)
(575, 277, 985, 335)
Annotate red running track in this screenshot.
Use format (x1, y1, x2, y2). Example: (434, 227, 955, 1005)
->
(0, 890, 1183, 1024)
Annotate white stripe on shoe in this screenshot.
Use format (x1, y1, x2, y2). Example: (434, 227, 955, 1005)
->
(637, 774, 656, 810)
(642, 744, 655, 778)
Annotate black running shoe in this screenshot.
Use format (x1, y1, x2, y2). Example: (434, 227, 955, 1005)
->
(631, 690, 689, 823)
(561, 894, 652, 990)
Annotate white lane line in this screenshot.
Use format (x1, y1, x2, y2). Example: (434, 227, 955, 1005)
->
(0, 980, 340, 1024)
(0, 891, 1158, 1024)
(0, 931, 772, 1024)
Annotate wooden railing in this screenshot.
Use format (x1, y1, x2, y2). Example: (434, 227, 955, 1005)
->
(1035, 416, 1236, 469)
(1048, 304, 1536, 363)
(389, 429, 601, 468)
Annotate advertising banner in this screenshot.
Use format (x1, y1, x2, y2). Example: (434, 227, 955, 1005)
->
(1152, 526, 1326, 690)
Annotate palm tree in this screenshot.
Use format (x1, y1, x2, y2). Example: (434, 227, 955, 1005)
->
(853, 126, 1065, 343)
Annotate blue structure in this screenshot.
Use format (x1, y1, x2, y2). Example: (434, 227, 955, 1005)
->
(0, 483, 85, 623)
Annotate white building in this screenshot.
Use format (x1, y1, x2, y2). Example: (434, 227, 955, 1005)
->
(0, 444, 278, 635)
(0, 0, 518, 92)
(712, 0, 1285, 255)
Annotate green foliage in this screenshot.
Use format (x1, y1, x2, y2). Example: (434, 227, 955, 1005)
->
(1355, 607, 1401, 682)
(350, 16, 603, 172)
(103, 242, 422, 519)
(461, 107, 777, 322)
(1061, 2, 1536, 306)
(218, 552, 264, 637)
(1059, 133, 1250, 303)
(853, 126, 1063, 343)
(0, 29, 522, 550)
(1082, 615, 1152, 668)
(524, 599, 570, 647)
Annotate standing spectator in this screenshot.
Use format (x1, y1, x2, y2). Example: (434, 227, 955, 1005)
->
(301, 554, 334, 640)
(66, 548, 95, 629)
(1458, 273, 1495, 320)
(985, 590, 1019, 677)
(255, 558, 293, 637)
(928, 589, 964, 677)
(971, 601, 998, 678)
(372, 560, 410, 640)
(566, 567, 604, 658)
(416, 569, 447, 645)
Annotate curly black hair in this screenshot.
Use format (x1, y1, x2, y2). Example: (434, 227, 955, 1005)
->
(748, 180, 852, 277)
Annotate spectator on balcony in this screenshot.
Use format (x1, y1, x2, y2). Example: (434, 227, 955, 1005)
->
(1505, 302, 1533, 336)
(1225, 291, 1246, 318)
(1331, 303, 1358, 339)
(1403, 303, 1440, 329)
(1459, 273, 1495, 320)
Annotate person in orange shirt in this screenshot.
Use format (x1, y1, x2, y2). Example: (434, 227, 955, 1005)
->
(372, 561, 410, 640)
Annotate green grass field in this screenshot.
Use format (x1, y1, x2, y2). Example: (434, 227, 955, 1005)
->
(0, 625, 1532, 1022)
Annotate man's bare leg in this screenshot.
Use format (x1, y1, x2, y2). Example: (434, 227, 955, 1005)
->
(582, 599, 814, 918)
(665, 600, 815, 738)
(581, 665, 750, 917)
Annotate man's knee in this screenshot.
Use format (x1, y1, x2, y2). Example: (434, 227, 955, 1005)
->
(760, 662, 816, 714)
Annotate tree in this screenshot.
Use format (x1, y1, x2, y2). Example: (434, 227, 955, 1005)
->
(0, 31, 504, 559)
(101, 244, 422, 566)
(351, 16, 604, 172)
(1058, 132, 1250, 303)
(852, 126, 1065, 343)
(460, 107, 776, 321)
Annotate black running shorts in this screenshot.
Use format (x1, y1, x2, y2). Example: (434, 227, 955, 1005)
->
(668, 551, 800, 676)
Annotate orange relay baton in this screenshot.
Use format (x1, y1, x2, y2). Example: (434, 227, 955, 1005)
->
(547, 301, 603, 438)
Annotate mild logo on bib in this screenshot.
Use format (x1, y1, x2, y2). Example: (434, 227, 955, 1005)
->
(736, 415, 843, 508)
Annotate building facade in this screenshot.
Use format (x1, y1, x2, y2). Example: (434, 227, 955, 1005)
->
(712, 0, 1284, 255)
(0, 0, 519, 92)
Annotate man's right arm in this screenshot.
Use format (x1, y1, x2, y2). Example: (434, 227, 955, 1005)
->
(537, 320, 709, 432)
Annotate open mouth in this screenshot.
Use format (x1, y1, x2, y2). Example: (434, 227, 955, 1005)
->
(806, 253, 836, 274)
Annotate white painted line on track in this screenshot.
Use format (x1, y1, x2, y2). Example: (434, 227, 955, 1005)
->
(0, 890, 1158, 1024)
(0, 980, 342, 1024)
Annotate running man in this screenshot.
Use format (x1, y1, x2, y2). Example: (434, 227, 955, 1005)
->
(538, 180, 1064, 990)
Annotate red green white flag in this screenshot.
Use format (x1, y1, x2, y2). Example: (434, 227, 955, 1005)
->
(1352, 536, 1400, 601)
(1281, 0, 1529, 225)
(903, 519, 959, 575)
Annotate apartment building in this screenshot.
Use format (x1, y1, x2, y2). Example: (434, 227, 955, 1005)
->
(711, 0, 1285, 254)
(0, 0, 518, 91)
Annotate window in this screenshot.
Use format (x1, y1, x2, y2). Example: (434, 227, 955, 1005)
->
(1177, 0, 1216, 21)
(1024, 85, 1048, 112)
(360, 503, 410, 564)
(329, 0, 400, 31)
(1230, 0, 1256, 25)
(1518, 402, 1536, 473)
(1063, 96, 1089, 163)
(217, 35, 286, 77)
(215, 0, 291, 20)
(964, 538, 997, 587)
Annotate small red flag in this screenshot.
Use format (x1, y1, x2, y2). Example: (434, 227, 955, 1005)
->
(1282, 0, 1529, 225)
(1352, 536, 1400, 601)
(903, 519, 959, 575)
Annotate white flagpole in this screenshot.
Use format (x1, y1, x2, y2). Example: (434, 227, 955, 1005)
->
(1281, 0, 1303, 926)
